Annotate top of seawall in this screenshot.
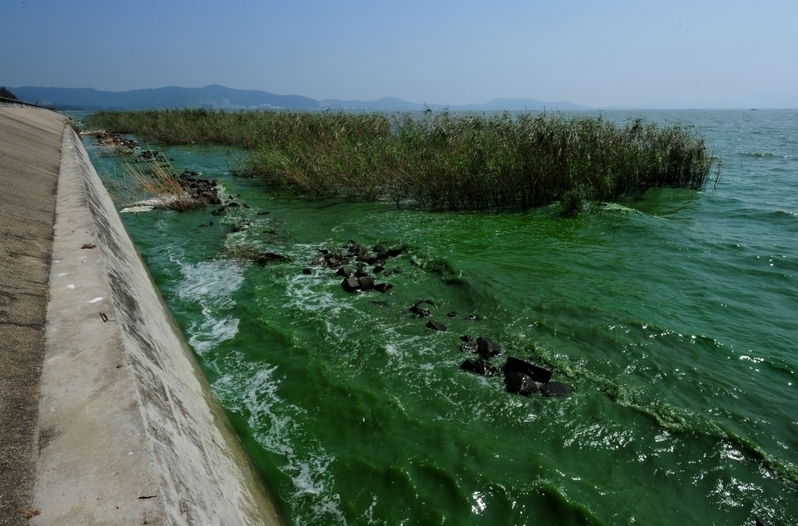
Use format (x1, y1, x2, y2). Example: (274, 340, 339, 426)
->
(0, 106, 283, 525)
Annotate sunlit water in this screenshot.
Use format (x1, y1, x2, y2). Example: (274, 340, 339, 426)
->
(84, 109, 797, 525)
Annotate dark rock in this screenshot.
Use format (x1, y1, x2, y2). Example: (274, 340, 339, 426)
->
(311, 257, 324, 266)
(257, 211, 270, 215)
(228, 201, 240, 207)
(409, 305, 431, 318)
(371, 300, 390, 307)
(504, 357, 553, 384)
(342, 277, 360, 293)
(319, 248, 329, 255)
(460, 341, 478, 353)
(373, 265, 385, 273)
(466, 314, 478, 321)
(426, 320, 447, 331)
(358, 276, 375, 291)
(373, 244, 386, 254)
(504, 371, 539, 396)
(476, 337, 501, 359)
(391, 268, 402, 274)
(355, 268, 369, 278)
(447, 311, 458, 318)
(347, 240, 358, 252)
(540, 381, 571, 397)
(302, 267, 313, 275)
(460, 357, 499, 377)
(211, 206, 227, 216)
(336, 267, 353, 278)
(460, 335, 472, 342)
(387, 248, 403, 257)
(374, 283, 393, 293)
(375, 252, 389, 261)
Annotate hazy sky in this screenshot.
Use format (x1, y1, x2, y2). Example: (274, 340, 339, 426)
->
(2, 0, 797, 108)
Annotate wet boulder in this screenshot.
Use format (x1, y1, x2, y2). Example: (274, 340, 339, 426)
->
(540, 381, 571, 397)
(447, 311, 458, 318)
(342, 277, 361, 293)
(336, 267, 353, 278)
(460, 341, 478, 354)
(460, 357, 499, 377)
(504, 371, 539, 396)
(504, 357, 553, 384)
(358, 276, 375, 291)
(476, 337, 501, 359)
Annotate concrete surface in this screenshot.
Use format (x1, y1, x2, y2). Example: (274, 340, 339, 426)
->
(0, 106, 66, 526)
(1, 107, 284, 525)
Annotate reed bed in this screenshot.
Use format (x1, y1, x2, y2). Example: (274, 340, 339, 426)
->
(89, 109, 715, 214)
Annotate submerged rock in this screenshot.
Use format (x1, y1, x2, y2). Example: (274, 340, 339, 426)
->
(540, 381, 571, 397)
(426, 320, 447, 332)
(256, 252, 288, 266)
(374, 283, 393, 293)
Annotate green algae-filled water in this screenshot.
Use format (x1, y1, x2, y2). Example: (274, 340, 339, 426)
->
(85, 110, 797, 526)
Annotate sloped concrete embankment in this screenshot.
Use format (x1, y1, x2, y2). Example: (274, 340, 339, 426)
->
(33, 126, 283, 525)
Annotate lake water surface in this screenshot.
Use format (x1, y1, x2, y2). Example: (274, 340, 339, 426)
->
(85, 109, 797, 525)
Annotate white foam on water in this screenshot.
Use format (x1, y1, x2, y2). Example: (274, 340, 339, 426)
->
(188, 314, 240, 355)
(211, 353, 349, 525)
(174, 258, 244, 355)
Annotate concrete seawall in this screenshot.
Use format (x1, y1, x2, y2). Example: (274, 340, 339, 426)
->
(1, 107, 283, 525)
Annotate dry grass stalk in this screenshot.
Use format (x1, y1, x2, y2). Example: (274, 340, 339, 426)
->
(121, 155, 204, 211)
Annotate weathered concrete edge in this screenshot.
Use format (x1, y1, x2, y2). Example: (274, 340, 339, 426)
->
(34, 126, 283, 525)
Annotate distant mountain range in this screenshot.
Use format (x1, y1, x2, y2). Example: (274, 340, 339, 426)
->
(8, 85, 587, 112)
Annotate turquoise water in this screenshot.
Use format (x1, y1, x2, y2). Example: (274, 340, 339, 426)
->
(85, 109, 797, 526)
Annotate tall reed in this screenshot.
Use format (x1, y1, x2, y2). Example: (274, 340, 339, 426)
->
(89, 109, 716, 213)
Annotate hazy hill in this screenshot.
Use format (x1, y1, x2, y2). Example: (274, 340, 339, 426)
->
(0, 87, 18, 100)
(8, 84, 589, 112)
(320, 97, 425, 111)
(8, 85, 319, 110)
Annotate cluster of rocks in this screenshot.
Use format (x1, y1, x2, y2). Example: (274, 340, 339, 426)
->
(176, 170, 223, 206)
(90, 130, 137, 149)
(408, 298, 478, 333)
(459, 336, 571, 398)
(138, 149, 168, 162)
(304, 240, 403, 294)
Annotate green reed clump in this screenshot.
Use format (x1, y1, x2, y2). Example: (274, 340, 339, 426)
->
(88, 109, 715, 212)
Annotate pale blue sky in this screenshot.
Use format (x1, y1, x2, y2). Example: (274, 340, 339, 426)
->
(2, 0, 797, 108)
